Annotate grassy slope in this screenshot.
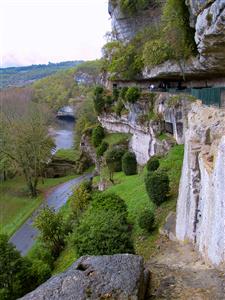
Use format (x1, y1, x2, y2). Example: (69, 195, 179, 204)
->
(54, 149, 80, 161)
(0, 175, 78, 237)
(53, 145, 184, 273)
(103, 133, 132, 146)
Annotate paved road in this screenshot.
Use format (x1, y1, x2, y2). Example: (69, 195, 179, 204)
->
(10, 174, 92, 256)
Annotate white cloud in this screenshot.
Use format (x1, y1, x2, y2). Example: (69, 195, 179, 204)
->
(0, 0, 111, 67)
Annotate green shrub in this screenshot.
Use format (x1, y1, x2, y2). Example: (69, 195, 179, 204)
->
(115, 99, 125, 116)
(73, 193, 133, 256)
(96, 141, 109, 157)
(92, 193, 128, 219)
(122, 151, 137, 175)
(105, 147, 126, 172)
(125, 87, 140, 103)
(92, 125, 105, 147)
(138, 208, 155, 232)
(120, 87, 128, 100)
(146, 157, 160, 172)
(145, 170, 170, 206)
(30, 259, 51, 287)
(93, 86, 105, 114)
(143, 39, 172, 68)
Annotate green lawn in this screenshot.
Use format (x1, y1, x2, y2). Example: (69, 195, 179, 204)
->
(54, 149, 80, 161)
(103, 132, 132, 147)
(0, 174, 78, 237)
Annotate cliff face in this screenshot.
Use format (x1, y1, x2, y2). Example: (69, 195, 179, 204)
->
(176, 103, 225, 266)
(109, 0, 225, 80)
(99, 93, 192, 165)
(108, 0, 163, 41)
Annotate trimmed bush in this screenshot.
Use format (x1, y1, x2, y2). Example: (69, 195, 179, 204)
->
(138, 209, 155, 232)
(96, 141, 109, 157)
(92, 125, 105, 147)
(146, 157, 160, 172)
(145, 170, 170, 206)
(73, 193, 133, 256)
(92, 193, 128, 219)
(105, 147, 126, 172)
(122, 151, 137, 175)
(125, 87, 140, 103)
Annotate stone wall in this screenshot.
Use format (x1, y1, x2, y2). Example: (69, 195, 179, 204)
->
(176, 103, 225, 267)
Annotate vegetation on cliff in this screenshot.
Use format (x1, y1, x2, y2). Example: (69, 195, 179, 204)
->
(104, 0, 196, 80)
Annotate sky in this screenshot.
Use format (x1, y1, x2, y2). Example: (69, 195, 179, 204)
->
(0, 0, 111, 67)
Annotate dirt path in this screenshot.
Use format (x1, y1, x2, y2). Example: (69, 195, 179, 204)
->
(146, 236, 225, 299)
(10, 174, 92, 256)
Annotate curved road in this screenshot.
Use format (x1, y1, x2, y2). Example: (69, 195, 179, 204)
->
(10, 174, 92, 256)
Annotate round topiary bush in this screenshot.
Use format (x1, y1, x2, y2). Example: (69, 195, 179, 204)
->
(138, 208, 155, 232)
(125, 87, 140, 103)
(145, 170, 170, 206)
(146, 157, 160, 172)
(122, 151, 137, 175)
(92, 125, 105, 147)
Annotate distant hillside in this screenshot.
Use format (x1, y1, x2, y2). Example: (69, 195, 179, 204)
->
(0, 61, 84, 89)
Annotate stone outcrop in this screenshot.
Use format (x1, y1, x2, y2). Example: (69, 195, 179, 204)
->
(108, 0, 162, 42)
(176, 102, 225, 267)
(99, 93, 192, 165)
(45, 157, 76, 178)
(20, 254, 149, 300)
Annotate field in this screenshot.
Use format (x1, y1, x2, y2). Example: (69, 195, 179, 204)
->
(0, 175, 78, 237)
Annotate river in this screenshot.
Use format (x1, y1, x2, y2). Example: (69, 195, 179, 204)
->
(49, 118, 75, 151)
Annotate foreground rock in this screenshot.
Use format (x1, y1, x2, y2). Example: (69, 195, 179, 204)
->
(20, 254, 149, 300)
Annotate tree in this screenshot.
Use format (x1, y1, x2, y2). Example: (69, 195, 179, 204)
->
(92, 125, 105, 147)
(70, 183, 91, 220)
(0, 103, 55, 197)
(122, 151, 137, 175)
(93, 86, 105, 114)
(0, 235, 31, 300)
(105, 147, 125, 182)
(34, 207, 66, 258)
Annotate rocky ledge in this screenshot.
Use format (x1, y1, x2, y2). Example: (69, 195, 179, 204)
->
(20, 254, 149, 300)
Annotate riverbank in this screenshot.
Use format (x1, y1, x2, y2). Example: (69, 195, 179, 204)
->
(0, 175, 79, 238)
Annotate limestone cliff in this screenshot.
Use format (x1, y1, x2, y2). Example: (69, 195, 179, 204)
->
(176, 102, 225, 267)
(109, 0, 225, 80)
(99, 93, 192, 165)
